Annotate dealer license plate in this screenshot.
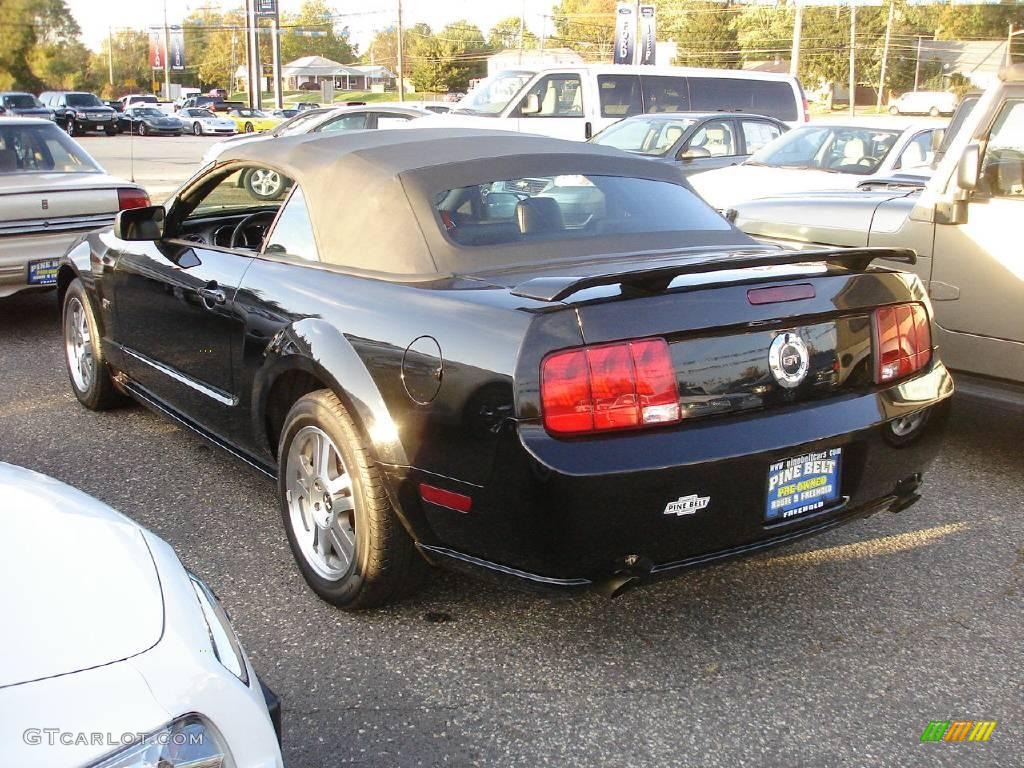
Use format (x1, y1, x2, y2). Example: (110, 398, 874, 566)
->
(27, 258, 59, 285)
(765, 447, 842, 522)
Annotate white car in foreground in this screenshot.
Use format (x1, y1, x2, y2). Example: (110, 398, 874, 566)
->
(0, 463, 283, 768)
(688, 120, 942, 209)
(0, 118, 149, 298)
(177, 107, 237, 136)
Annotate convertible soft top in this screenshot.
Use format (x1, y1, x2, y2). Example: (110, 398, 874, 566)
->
(219, 128, 743, 277)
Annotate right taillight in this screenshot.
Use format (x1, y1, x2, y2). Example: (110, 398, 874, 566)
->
(541, 337, 680, 436)
(873, 303, 932, 384)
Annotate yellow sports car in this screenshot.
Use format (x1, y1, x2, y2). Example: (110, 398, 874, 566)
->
(224, 108, 282, 134)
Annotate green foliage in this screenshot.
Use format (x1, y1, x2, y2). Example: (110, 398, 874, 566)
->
(488, 16, 538, 51)
(662, 2, 739, 68)
(279, 0, 356, 65)
(409, 21, 488, 93)
(550, 0, 616, 57)
(0, 0, 87, 91)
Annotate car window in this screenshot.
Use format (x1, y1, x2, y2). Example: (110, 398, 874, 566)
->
(317, 114, 367, 132)
(66, 93, 102, 108)
(686, 122, 737, 158)
(749, 125, 901, 174)
(640, 76, 689, 113)
(592, 117, 696, 156)
(598, 74, 642, 118)
(519, 74, 583, 118)
(895, 130, 934, 170)
(0, 123, 101, 173)
(436, 174, 729, 247)
(4, 94, 41, 109)
(689, 78, 797, 122)
(741, 120, 782, 154)
(265, 186, 318, 261)
(187, 166, 293, 219)
(979, 100, 1024, 198)
(373, 113, 413, 129)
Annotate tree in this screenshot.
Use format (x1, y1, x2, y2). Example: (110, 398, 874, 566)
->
(662, 1, 740, 69)
(550, 0, 615, 58)
(0, 0, 87, 91)
(409, 21, 489, 94)
(86, 30, 152, 98)
(488, 16, 537, 51)
(280, 0, 356, 65)
(735, 4, 794, 66)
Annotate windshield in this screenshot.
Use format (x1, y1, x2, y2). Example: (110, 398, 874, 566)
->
(4, 94, 41, 109)
(592, 117, 697, 156)
(453, 70, 535, 116)
(747, 125, 902, 175)
(275, 109, 328, 136)
(131, 96, 158, 104)
(134, 108, 163, 117)
(436, 174, 729, 248)
(66, 93, 103, 108)
(234, 109, 265, 118)
(0, 123, 101, 174)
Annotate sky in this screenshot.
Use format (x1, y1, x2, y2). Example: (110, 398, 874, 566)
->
(65, 0, 558, 52)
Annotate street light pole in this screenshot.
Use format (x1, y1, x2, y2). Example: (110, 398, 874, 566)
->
(914, 35, 922, 91)
(396, 0, 404, 102)
(877, 0, 894, 113)
(848, 0, 856, 118)
(162, 0, 171, 99)
(107, 27, 114, 86)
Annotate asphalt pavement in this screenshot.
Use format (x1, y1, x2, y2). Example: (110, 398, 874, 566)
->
(1, 288, 1021, 767)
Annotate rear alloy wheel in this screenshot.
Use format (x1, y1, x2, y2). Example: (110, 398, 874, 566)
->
(138, 123, 148, 136)
(245, 168, 284, 200)
(193, 122, 202, 136)
(244, 121, 254, 133)
(63, 279, 123, 411)
(278, 390, 427, 609)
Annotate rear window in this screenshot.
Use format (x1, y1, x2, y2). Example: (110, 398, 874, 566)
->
(0, 123, 101, 174)
(688, 78, 797, 122)
(436, 174, 729, 247)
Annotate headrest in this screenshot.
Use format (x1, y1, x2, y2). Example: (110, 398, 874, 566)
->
(516, 197, 564, 235)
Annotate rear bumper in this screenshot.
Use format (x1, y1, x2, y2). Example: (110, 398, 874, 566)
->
(0, 230, 97, 298)
(398, 362, 953, 587)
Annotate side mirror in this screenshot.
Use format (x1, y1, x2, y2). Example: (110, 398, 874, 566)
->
(520, 93, 541, 116)
(957, 143, 980, 192)
(114, 205, 165, 241)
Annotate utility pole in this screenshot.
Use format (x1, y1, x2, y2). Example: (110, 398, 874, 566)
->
(790, 2, 803, 78)
(877, 1, 894, 113)
(848, 0, 856, 117)
(107, 27, 114, 86)
(162, 0, 171, 99)
(271, 16, 283, 109)
(396, 0, 405, 102)
(1009, 24, 1014, 67)
(246, 0, 261, 109)
(914, 35, 922, 91)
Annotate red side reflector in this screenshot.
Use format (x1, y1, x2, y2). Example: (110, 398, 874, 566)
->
(747, 284, 815, 305)
(117, 187, 151, 211)
(873, 303, 931, 384)
(419, 483, 472, 513)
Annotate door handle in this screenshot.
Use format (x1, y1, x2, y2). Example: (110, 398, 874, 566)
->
(584, 121, 593, 140)
(198, 285, 227, 305)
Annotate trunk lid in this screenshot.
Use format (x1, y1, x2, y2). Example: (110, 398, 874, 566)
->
(0, 172, 123, 229)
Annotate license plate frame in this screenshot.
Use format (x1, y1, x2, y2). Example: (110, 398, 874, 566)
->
(27, 258, 60, 286)
(765, 447, 843, 522)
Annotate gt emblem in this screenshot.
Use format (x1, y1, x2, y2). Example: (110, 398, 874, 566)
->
(41, 199, 48, 210)
(664, 494, 710, 516)
(768, 332, 809, 389)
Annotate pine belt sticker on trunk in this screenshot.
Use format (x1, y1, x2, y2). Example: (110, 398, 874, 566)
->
(765, 448, 843, 521)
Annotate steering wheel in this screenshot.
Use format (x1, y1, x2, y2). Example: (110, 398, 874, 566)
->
(230, 210, 277, 250)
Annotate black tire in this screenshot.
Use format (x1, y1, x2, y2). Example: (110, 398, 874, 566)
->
(929, 106, 940, 117)
(277, 390, 427, 609)
(138, 123, 147, 137)
(65, 117, 77, 136)
(888, 105, 899, 115)
(105, 128, 117, 136)
(244, 121, 254, 133)
(193, 122, 202, 136)
(62, 279, 123, 411)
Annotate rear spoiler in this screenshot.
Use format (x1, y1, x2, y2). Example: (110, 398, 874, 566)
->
(510, 247, 917, 303)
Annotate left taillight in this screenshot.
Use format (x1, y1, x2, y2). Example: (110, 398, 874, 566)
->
(117, 187, 150, 211)
(873, 303, 932, 384)
(541, 337, 680, 436)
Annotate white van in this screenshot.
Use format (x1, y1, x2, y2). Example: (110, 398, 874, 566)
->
(888, 90, 957, 117)
(435, 65, 809, 141)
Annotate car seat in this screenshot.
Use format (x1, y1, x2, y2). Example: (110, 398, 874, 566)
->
(516, 197, 564, 236)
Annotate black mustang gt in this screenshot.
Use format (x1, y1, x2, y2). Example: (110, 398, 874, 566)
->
(57, 128, 952, 609)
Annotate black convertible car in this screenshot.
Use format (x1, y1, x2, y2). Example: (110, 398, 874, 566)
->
(57, 129, 952, 608)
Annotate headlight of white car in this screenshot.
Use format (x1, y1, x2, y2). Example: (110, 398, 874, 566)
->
(88, 714, 235, 768)
(189, 574, 249, 684)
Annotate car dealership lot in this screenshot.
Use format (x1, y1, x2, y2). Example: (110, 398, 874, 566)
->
(1, 290, 1021, 766)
